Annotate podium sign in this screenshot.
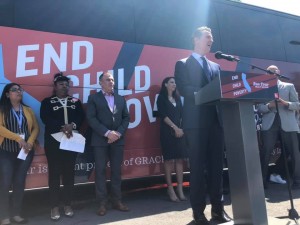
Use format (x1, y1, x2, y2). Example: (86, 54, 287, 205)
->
(195, 72, 278, 105)
(221, 72, 278, 101)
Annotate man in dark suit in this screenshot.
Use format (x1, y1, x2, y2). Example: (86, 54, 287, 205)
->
(86, 72, 130, 216)
(175, 26, 231, 225)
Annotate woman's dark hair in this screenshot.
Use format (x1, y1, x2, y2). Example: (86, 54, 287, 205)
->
(159, 77, 179, 100)
(52, 72, 70, 95)
(53, 72, 70, 84)
(0, 83, 26, 119)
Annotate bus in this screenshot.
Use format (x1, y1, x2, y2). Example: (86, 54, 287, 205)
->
(0, 0, 300, 189)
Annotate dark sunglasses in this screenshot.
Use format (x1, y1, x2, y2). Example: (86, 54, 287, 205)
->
(9, 87, 24, 93)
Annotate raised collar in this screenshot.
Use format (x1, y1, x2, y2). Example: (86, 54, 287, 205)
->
(192, 52, 206, 60)
(102, 90, 114, 96)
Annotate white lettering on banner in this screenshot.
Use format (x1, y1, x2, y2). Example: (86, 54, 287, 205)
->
(38, 165, 48, 173)
(16, 41, 94, 77)
(15, 40, 156, 129)
(253, 82, 269, 89)
(27, 164, 48, 175)
(233, 89, 247, 96)
(82, 72, 102, 103)
(43, 42, 67, 74)
(106, 66, 150, 96)
(74, 162, 95, 172)
(117, 68, 133, 96)
(143, 96, 157, 123)
(232, 82, 241, 88)
(27, 156, 163, 175)
(16, 44, 39, 77)
(152, 94, 159, 111)
(68, 75, 80, 99)
(27, 166, 35, 174)
(135, 65, 150, 93)
(72, 41, 93, 70)
(123, 158, 134, 166)
(75, 66, 155, 129)
(232, 75, 238, 80)
(80, 66, 151, 99)
(127, 98, 141, 129)
(135, 156, 163, 165)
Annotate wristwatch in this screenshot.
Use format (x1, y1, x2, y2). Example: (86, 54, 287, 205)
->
(71, 122, 77, 130)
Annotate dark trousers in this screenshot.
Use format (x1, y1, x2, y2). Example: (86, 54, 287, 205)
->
(0, 150, 34, 219)
(270, 154, 286, 177)
(261, 130, 300, 184)
(185, 124, 224, 215)
(93, 145, 124, 204)
(45, 139, 78, 208)
(298, 133, 300, 152)
(269, 149, 292, 178)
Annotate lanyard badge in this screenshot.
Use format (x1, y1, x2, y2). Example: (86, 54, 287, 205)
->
(12, 106, 24, 134)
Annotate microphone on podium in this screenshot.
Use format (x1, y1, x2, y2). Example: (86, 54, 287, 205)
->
(215, 51, 240, 62)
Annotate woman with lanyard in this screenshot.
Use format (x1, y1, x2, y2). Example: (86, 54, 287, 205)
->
(0, 83, 39, 225)
(40, 72, 84, 221)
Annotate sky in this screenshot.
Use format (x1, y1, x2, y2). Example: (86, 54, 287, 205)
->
(241, 0, 300, 16)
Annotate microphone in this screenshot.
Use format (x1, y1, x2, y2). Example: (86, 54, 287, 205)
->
(267, 70, 290, 80)
(215, 51, 239, 62)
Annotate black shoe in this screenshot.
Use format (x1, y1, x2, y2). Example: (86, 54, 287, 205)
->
(193, 213, 209, 225)
(112, 201, 130, 212)
(211, 209, 232, 223)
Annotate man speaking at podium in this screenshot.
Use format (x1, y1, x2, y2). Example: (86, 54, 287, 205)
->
(175, 26, 231, 225)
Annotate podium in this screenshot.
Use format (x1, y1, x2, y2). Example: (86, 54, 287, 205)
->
(195, 71, 278, 225)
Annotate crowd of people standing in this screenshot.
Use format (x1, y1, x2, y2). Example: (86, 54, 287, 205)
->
(1, 25, 300, 225)
(0, 71, 131, 225)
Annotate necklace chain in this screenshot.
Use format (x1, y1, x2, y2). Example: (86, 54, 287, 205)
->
(168, 96, 175, 102)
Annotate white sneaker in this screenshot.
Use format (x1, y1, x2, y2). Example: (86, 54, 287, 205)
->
(51, 207, 60, 220)
(1, 218, 11, 225)
(64, 206, 74, 217)
(270, 174, 287, 184)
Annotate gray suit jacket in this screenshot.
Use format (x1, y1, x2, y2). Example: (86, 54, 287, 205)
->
(175, 55, 221, 129)
(258, 80, 299, 132)
(86, 91, 130, 146)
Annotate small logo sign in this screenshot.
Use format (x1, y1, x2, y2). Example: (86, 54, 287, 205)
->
(241, 73, 252, 92)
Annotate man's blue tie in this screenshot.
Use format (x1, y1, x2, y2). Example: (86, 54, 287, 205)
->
(201, 56, 212, 82)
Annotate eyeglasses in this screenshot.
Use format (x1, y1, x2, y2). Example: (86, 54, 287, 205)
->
(9, 87, 24, 93)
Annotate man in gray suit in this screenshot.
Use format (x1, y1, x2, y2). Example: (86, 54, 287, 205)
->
(258, 65, 300, 189)
(87, 72, 130, 216)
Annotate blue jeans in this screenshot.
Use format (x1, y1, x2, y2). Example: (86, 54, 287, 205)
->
(0, 150, 34, 219)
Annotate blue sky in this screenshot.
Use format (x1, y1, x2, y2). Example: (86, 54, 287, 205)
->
(241, 0, 300, 16)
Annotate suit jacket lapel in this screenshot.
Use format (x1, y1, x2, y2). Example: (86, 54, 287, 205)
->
(278, 80, 284, 89)
(113, 94, 120, 114)
(98, 91, 113, 114)
(206, 59, 215, 80)
(188, 56, 210, 84)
